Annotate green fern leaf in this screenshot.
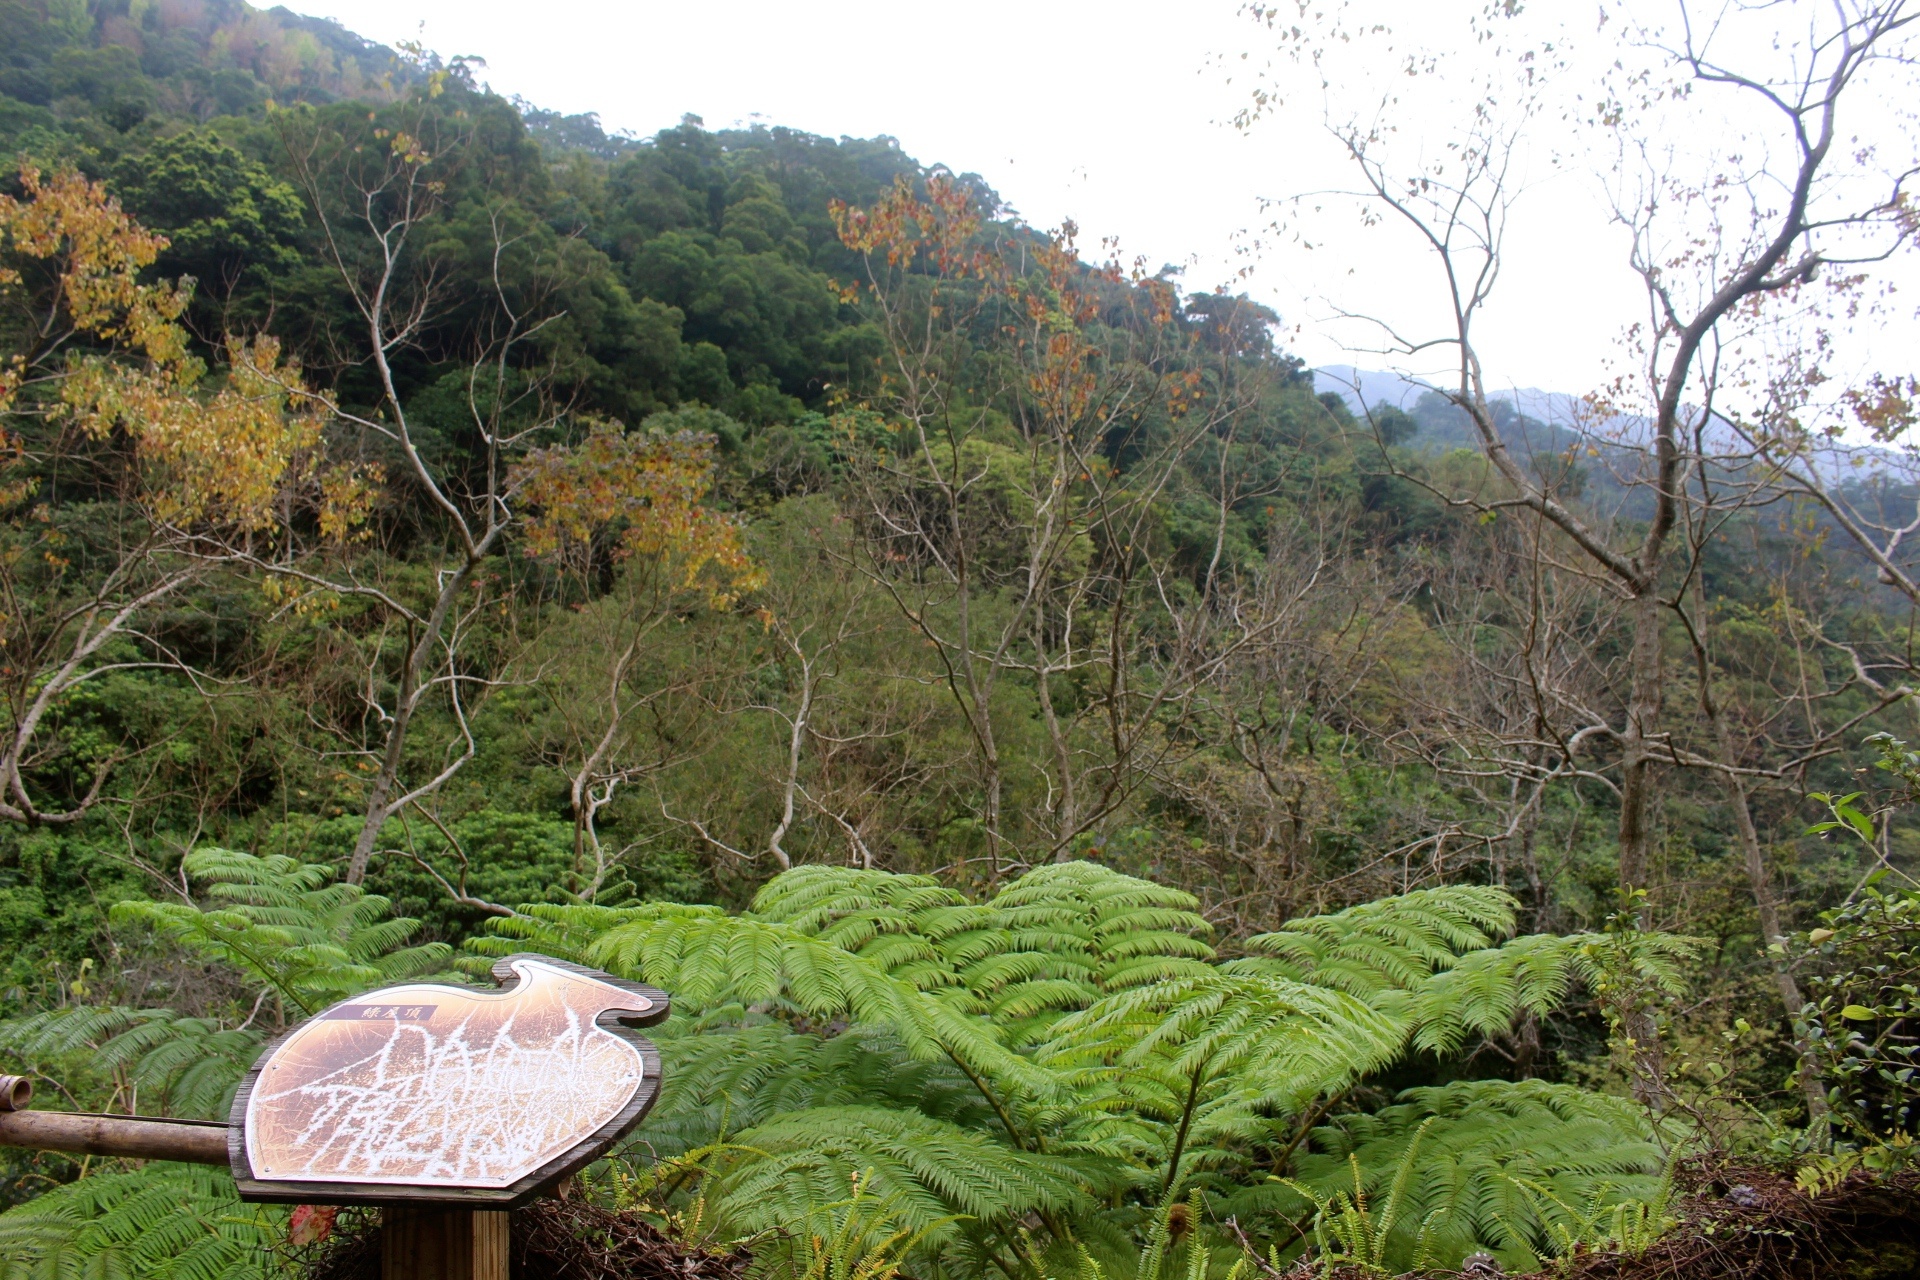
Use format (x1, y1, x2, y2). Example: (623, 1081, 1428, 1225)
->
(1229, 887, 1517, 996)
(714, 1105, 1089, 1239)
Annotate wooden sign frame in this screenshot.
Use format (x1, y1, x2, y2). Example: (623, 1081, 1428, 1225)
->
(228, 954, 669, 1209)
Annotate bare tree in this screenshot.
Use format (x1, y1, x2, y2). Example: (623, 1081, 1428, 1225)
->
(1243, 0, 1918, 1102)
(656, 504, 942, 876)
(833, 179, 1303, 876)
(1164, 503, 1417, 931)
(249, 109, 563, 884)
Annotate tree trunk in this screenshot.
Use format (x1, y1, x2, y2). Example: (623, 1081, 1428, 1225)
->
(347, 561, 476, 885)
(1709, 716, 1831, 1137)
(1616, 587, 1665, 906)
(1615, 584, 1670, 1103)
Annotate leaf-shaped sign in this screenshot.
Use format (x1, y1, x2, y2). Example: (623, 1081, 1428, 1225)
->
(231, 954, 668, 1206)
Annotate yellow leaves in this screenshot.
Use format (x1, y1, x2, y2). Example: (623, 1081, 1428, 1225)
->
(142, 337, 321, 530)
(387, 130, 431, 166)
(61, 336, 375, 539)
(512, 423, 763, 608)
(0, 166, 381, 543)
(317, 460, 383, 543)
(0, 354, 21, 418)
(0, 165, 189, 362)
(261, 574, 342, 616)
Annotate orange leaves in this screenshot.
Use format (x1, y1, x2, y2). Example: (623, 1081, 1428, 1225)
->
(831, 173, 996, 281)
(1846, 374, 1919, 444)
(0, 165, 189, 364)
(512, 424, 762, 607)
(835, 171, 1192, 442)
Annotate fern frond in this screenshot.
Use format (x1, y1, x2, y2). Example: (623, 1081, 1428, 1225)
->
(113, 848, 451, 1017)
(0, 1006, 262, 1120)
(751, 866, 969, 934)
(1227, 1079, 1665, 1272)
(1409, 934, 1583, 1055)
(989, 864, 1215, 994)
(0, 1162, 283, 1280)
(1040, 972, 1406, 1105)
(466, 901, 644, 965)
(1229, 887, 1517, 997)
(642, 1022, 994, 1158)
(492, 903, 1056, 1098)
(714, 1106, 1089, 1239)
(1410, 931, 1700, 1055)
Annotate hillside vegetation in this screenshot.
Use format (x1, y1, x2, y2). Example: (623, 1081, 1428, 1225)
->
(0, 2, 1916, 1279)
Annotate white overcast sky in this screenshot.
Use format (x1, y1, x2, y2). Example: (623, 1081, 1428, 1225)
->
(285, 0, 1917, 408)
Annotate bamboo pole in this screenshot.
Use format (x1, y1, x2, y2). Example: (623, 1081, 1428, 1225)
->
(0, 1078, 512, 1279)
(0, 1107, 230, 1164)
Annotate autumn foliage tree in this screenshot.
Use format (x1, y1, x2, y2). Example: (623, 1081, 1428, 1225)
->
(511, 421, 760, 897)
(0, 166, 354, 828)
(830, 176, 1296, 877)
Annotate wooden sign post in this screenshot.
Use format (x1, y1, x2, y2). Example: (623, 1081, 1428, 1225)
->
(0, 954, 670, 1280)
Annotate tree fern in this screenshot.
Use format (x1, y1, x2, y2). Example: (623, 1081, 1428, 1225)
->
(114, 847, 452, 1017)
(1226, 887, 1517, 997)
(1223, 1080, 1666, 1271)
(0, 857, 1695, 1280)
(712, 1105, 1089, 1240)
(0, 1162, 283, 1280)
(470, 864, 1692, 1271)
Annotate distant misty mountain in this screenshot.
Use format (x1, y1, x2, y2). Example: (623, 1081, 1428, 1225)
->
(1311, 365, 1894, 487)
(1311, 366, 1606, 471)
(1311, 367, 1919, 583)
(1312, 366, 1586, 441)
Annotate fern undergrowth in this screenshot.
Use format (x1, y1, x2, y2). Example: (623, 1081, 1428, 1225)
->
(0, 855, 1690, 1278)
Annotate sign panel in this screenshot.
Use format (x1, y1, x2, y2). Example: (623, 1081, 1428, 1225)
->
(230, 954, 668, 1207)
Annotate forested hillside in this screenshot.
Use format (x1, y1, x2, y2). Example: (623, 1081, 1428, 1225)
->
(0, 2, 1916, 1278)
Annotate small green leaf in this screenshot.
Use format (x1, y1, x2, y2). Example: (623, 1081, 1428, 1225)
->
(1841, 1005, 1876, 1021)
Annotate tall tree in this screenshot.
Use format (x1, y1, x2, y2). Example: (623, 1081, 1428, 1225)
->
(1243, 0, 1918, 1098)
(0, 166, 341, 827)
